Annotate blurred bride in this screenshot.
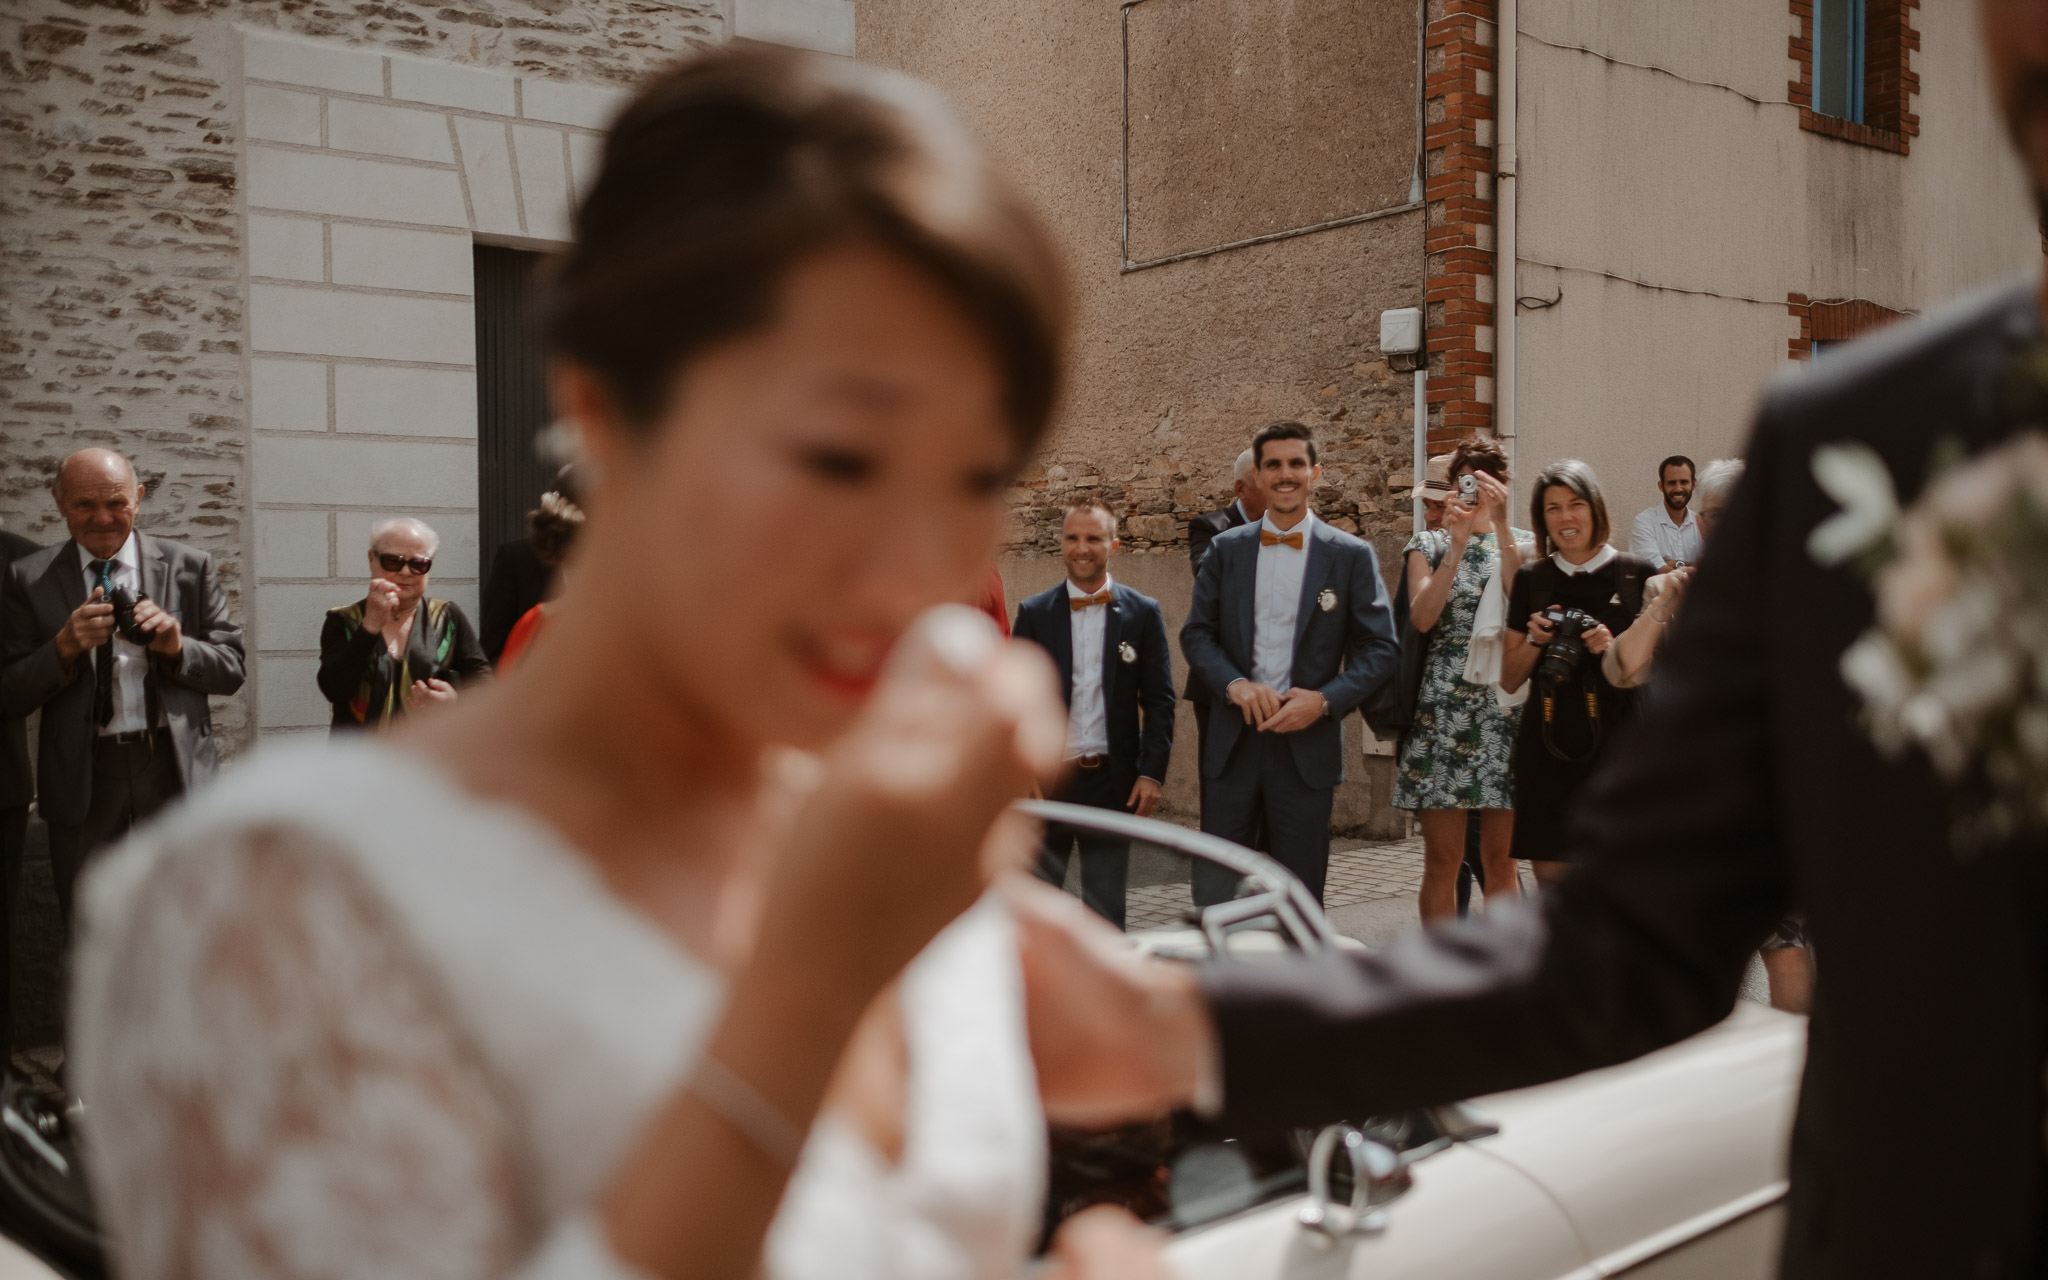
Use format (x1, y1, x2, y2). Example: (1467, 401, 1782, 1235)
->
(69, 46, 1165, 1280)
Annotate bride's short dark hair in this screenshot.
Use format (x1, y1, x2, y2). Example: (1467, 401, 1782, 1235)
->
(546, 44, 1068, 453)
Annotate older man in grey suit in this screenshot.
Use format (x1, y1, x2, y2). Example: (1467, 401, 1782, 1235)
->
(0, 449, 245, 929)
(1180, 421, 1399, 906)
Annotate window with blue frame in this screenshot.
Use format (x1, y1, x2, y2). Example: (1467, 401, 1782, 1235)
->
(1814, 0, 1867, 123)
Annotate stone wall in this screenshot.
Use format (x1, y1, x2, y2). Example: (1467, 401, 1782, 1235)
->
(0, 0, 723, 753)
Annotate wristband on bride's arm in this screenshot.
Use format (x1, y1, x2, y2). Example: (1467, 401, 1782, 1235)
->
(687, 1054, 807, 1171)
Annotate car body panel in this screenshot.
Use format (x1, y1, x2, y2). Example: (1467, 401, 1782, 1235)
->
(1164, 1141, 1587, 1280)
(1164, 1005, 1804, 1280)
(1476, 1002, 1803, 1271)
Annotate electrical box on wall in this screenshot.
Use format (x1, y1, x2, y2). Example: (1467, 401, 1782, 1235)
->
(1379, 306, 1423, 355)
(1380, 306, 1424, 374)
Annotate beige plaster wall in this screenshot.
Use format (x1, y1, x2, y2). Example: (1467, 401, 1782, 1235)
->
(858, 0, 1423, 836)
(856, 0, 1426, 570)
(1511, 0, 2040, 527)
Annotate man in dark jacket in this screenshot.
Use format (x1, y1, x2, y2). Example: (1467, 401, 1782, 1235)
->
(0, 451, 244, 930)
(0, 525, 38, 1053)
(1186, 447, 1266, 839)
(1015, 10, 2048, 1273)
(1012, 502, 1174, 928)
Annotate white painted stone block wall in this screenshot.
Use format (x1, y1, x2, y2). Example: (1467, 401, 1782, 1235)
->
(240, 28, 625, 734)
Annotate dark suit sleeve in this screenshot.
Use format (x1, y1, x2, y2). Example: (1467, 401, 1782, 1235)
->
(0, 562, 82, 718)
(1201, 411, 1791, 1131)
(317, 611, 381, 708)
(1313, 542, 1400, 719)
(1135, 600, 1175, 782)
(442, 604, 492, 687)
(1010, 598, 1039, 650)
(159, 552, 245, 696)
(1180, 540, 1248, 697)
(1189, 514, 1220, 579)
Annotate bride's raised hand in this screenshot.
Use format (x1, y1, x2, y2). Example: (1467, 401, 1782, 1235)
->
(763, 605, 1066, 998)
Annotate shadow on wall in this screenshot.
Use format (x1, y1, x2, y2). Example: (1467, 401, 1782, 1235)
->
(997, 549, 1407, 840)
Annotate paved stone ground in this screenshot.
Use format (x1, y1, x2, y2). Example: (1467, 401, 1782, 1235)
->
(1112, 831, 1775, 1003)
(1124, 834, 1442, 933)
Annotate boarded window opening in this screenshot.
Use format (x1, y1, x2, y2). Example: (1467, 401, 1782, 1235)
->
(474, 245, 556, 580)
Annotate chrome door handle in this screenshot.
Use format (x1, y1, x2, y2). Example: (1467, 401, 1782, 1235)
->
(1298, 1125, 1411, 1237)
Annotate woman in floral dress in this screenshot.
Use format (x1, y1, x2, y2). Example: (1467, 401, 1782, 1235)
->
(1394, 438, 1529, 920)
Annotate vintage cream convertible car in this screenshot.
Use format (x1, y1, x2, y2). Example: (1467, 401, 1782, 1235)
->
(1023, 800, 1806, 1280)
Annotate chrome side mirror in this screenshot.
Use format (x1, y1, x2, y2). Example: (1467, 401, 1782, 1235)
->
(1297, 1125, 1411, 1237)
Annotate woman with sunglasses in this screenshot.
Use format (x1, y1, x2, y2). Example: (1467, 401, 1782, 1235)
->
(71, 44, 1169, 1280)
(317, 516, 490, 732)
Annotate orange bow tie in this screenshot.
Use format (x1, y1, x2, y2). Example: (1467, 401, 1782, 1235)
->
(1069, 590, 1112, 611)
(1260, 529, 1304, 549)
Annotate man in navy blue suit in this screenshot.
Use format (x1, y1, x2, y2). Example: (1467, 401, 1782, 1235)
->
(1012, 501, 1175, 928)
(1181, 421, 1399, 906)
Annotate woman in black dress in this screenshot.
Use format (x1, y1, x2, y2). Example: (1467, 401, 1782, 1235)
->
(1500, 460, 1656, 880)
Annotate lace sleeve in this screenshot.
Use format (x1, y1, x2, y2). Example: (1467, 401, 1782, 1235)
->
(70, 825, 649, 1280)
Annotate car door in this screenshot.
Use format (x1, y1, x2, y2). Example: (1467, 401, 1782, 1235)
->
(1465, 1004, 1804, 1280)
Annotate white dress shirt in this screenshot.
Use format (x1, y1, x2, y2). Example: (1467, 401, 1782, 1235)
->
(1629, 504, 1702, 566)
(1064, 576, 1112, 757)
(77, 533, 149, 735)
(1249, 512, 1314, 694)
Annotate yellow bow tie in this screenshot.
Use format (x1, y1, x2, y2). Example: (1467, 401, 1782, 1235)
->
(1260, 529, 1304, 549)
(1069, 590, 1112, 611)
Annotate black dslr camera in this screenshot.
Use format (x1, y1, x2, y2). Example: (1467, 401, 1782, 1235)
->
(108, 585, 154, 646)
(1533, 606, 1599, 685)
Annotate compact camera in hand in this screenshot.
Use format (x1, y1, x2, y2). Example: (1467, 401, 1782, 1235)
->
(108, 586, 154, 647)
(1534, 606, 1599, 685)
(1457, 473, 1479, 502)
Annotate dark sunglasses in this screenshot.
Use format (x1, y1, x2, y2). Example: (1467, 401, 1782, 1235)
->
(376, 553, 434, 575)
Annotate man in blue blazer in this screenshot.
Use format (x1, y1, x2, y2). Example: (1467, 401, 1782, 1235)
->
(1012, 502, 1175, 928)
(1180, 421, 1399, 905)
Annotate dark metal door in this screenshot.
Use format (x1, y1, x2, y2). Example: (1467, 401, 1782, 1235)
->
(474, 245, 554, 575)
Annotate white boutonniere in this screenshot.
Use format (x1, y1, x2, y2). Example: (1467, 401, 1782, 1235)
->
(1118, 641, 1137, 664)
(1812, 432, 2048, 848)
(1317, 588, 1338, 613)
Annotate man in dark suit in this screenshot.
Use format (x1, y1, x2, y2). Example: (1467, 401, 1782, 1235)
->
(1012, 501, 1174, 929)
(0, 525, 37, 1054)
(0, 449, 245, 929)
(1180, 421, 1399, 906)
(1020, 9, 2048, 1260)
(1185, 448, 1266, 832)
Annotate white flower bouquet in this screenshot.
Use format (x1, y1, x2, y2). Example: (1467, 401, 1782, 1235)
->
(1810, 432, 2048, 847)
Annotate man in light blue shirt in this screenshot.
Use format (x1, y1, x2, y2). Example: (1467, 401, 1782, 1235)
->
(1629, 454, 1703, 570)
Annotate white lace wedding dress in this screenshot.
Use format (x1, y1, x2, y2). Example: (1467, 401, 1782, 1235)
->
(68, 738, 1045, 1280)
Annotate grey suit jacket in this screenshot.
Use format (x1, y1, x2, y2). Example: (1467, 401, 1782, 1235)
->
(0, 534, 245, 826)
(1179, 518, 1398, 790)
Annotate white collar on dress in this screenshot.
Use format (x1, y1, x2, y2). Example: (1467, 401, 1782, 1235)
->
(1065, 574, 1115, 598)
(1551, 543, 1617, 576)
